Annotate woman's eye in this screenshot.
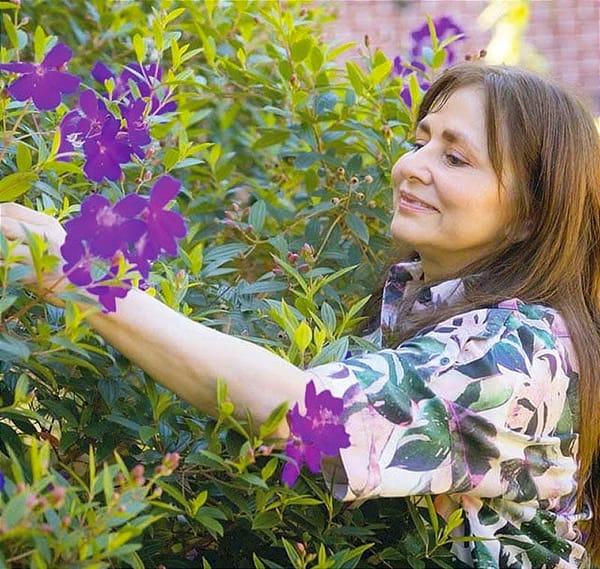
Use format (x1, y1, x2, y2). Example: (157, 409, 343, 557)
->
(410, 141, 425, 151)
(445, 153, 466, 167)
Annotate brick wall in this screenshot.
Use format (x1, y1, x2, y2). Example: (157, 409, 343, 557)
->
(318, 0, 600, 111)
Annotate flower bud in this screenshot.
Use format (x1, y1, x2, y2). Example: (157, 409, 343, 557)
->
(364, 175, 373, 184)
(258, 445, 273, 456)
(356, 192, 365, 201)
(49, 486, 67, 508)
(350, 176, 359, 185)
(331, 197, 340, 206)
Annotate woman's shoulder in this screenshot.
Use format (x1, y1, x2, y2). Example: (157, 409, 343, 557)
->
(410, 298, 577, 375)
(421, 297, 570, 342)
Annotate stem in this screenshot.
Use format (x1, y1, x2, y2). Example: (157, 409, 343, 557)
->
(314, 212, 343, 262)
(0, 101, 32, 164)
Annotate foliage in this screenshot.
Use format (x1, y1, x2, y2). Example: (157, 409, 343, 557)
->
(0, 1, 468, 567)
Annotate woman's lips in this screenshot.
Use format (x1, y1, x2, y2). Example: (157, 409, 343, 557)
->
(397, 191, 439, 213)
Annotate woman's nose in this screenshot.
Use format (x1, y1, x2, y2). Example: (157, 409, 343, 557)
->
(393, 147, 433, 186)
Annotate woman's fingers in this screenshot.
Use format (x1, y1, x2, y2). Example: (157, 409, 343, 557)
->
(0, 203, 68, 293)
(0, 202, 66, 248)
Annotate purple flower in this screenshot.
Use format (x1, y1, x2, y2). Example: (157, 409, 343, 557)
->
(63, 193, 147, 260)
(58, 89, 111, 157)
(87, 272, 131, 313)
(392, 17, 464, 108)
(83, 117, 133, 182)
(121, 98, 151, 159)
(135, 176, 186, 259)
(0, 469, 5, 491)
(410, 16, 464, 64)
(0, 42, 80, 110)
(281, 380, 351, 487)
(92, 61, 176, 116)
(60, 179, 186, 312)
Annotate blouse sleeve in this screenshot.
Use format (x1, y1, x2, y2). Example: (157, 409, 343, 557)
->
(308, 303, 579, 503)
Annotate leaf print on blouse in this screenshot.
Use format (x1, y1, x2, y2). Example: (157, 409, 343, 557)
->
(387, 397, 499, 492)
(500, 444, 555, 502)
(454, 339, 529, 379)
(506, 351, 570, 438)
(496, 519, 565, 569)
(352, 351, 437, 425)
(388, 397, 451, 471)
(447, 401, 500, 491)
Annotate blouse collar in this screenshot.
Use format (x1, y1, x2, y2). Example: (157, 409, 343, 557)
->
(380, 260, 465, 333)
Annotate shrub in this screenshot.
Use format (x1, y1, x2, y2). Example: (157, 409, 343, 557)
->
(0, 1, 466, 567)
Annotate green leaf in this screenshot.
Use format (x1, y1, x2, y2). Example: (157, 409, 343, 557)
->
(0, 172, 37, 202)
(0, 335, 31, 360)
(315, 92, 337, 116)
(133, 33, 146, 63)
(0, 294, 17, 314)
(252, 510, 280, 530)
(33, 26, 47, 62)
(239, 473, 269, 488)
(294, 320, 312, 352)
(2, 14, 18, 49)
(259, 401, 288, 439)
(345, 212, 370, 243)
(369, 60, 393, 85)
(320, 302, 337, 332)
(195, 512, 224, 537)
(248, 200, 266, 233)
(309, 337, 349, 367)
(253, 129, 290, 150)
(345, 61, 366, 96)
(291, 37, 312, 62)
(16, 142, 33, 172)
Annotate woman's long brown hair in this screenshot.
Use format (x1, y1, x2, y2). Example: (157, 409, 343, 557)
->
(387, 63, 600, 562)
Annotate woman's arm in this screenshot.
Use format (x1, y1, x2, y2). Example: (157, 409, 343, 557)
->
(87, 288, 307, 435)
(0, 202, 307, 436)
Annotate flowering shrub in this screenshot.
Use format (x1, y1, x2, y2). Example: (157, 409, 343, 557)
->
(0, 1, 468, 567)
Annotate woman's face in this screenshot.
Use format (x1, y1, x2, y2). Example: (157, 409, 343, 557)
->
(390, 86, 514, 281)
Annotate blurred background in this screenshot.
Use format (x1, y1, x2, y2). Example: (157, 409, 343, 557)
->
(318, 0, 599, 111)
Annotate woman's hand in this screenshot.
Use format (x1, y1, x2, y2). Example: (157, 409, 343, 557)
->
(0, 202, 68, 295)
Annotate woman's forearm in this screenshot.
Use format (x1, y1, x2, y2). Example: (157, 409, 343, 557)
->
(87, 288, 308, 436)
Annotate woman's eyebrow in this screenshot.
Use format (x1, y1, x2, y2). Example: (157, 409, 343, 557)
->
(416, 120, 483, 156)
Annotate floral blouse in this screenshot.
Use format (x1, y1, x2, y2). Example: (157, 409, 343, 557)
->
(303, 261, 591, 568)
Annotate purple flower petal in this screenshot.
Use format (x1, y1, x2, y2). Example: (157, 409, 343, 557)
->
(281, 455, 301, 487)
(0, 62, 35, 73)
(91, 61, 114, 84)
(45, 70, 81, 95)
(7, 74, 37, 103)
(83, 145, 122, 182)
(31, 81, 63, 111)
(150, 175, 181, 207)
(42, 42, 73, 68)
(114, 193, 147, 217)
(304, 444, 322, 473)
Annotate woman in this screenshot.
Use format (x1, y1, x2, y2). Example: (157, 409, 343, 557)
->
(1, 62, 599, 568)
